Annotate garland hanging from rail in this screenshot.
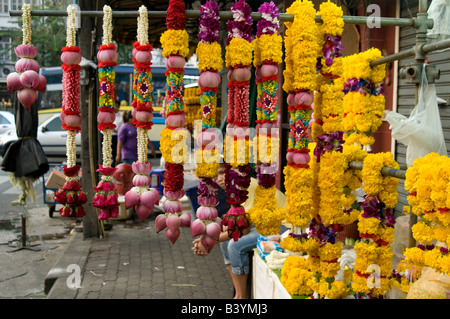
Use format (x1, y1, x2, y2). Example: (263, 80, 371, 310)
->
(54, 4, 87, 218)
(157, 0, 191, 244)
(403, 153, 450, 277)
(124, 5, 159, 222)
(190, 0, 223, 253)
(221, 0, 253, 241)
(247, 1, 285, 236)
(7, 3, 46, 110)
(92, 5, 120, 220)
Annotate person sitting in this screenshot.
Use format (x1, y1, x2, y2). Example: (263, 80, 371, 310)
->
(192, 167, 287, 299)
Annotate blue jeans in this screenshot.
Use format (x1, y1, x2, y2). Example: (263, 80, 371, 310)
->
(220, 227, 259, 276)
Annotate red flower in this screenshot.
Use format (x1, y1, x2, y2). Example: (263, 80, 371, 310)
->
(105, 194, 119, 209)
(77, 192, 88, 205)
(66, 192, 78, 205)
(96, 165, 117, 176)
(54, 189, 67, 204)
(60, 205, 73, 217)
(92, 193, 106, 208)
(62, 181, 81, 191)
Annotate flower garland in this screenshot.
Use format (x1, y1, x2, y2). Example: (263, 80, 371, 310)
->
(158, 0, 191, 244)
(7, 3, 46, 110)
(92, 5, 120, 220)
(342, 48, 386, 150)
(283, 0, 319, 231)
(221, 0, 253, 241)
(247, 1, 285, 236)
(190, 0, 223, 253)
(351, 152, 399, 298)
(124, 6, 159, 223)
(403, 153, 450, 277)
(54, 4, 87, 218)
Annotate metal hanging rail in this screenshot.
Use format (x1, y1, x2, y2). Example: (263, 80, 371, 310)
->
(9, 9, 417, 26)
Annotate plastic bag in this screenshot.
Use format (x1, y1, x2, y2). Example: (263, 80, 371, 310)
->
(427, 0, 450, 49)
(406, 267, 450, 299)
(386, 64, 447, 167)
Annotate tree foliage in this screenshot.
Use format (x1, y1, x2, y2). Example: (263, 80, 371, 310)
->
(1, 0, 66, 67)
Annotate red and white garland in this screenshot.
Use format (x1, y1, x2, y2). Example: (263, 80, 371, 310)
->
(92, 5, 120, 220)
(54, 4, 87, 217)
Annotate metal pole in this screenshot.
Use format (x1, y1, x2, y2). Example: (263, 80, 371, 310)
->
(8, 9, 416, 27)
(348, 161, 406, 180)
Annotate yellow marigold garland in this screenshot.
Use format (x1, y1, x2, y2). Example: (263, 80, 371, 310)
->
(403, 153, 450, 277)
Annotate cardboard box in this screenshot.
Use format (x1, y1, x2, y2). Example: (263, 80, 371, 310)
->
(45, 170, 66, 189)
(108, 195, 134, 220)
(45, 166, 82, 189)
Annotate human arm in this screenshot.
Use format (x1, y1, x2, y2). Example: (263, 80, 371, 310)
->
(116, 140, 123, 163)
(148, 140, 156, 158)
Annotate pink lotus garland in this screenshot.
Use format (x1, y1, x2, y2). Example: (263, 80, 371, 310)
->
(7, 4, 46, 110)
(189, 0, 223, 253)
(124, 6, 160, 222)
(125, 162, 159, 221)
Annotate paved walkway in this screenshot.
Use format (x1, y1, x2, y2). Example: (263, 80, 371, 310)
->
(46, 212, 234, 299)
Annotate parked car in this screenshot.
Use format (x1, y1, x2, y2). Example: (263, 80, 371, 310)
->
(0, 114, 81, 157)
(0, 111, 15, 135)
(0, 109, 164, 159)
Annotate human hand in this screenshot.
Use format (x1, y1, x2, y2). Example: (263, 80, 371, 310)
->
(115, 155, 121, 163)
(192, 238, 209, 256)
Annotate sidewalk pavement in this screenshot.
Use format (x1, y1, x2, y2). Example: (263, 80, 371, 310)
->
(45, 211, 234, 299)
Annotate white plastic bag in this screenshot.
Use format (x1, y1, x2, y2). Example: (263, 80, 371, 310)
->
(386, 64, 447, 167)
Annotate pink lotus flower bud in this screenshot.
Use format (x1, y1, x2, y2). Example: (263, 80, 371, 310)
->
(97, 111, 115, 124)
(15, 58, 39, 73)
(125, 188, 140, 208)
(179, 212, 191, 227)
(6, 72, 23, 92)
(61, 51, 82, 65)
(196, 206, 218, 220)
(17, 88, 37, 110)
(135, 50, 152, 63)
(136, 203, 152, 222)
(205, 222, 221, 241)
(163, 189, 185, 200)
(132, 161, 152, 175)
(163, 200, 183, 214)
(14, 44, 38, 59)
(165, 227, 180, 245)
(190, 219, 206, 238)
(139, 188, 159, 209)
(167, 55, 185, 69)
(132, 174, 151, 187)
(155, 214, 167, 233)
(200, 235, 216, 253)
(197, 196, 217, 207)
(166, 213, 181, 232)
(35, 75, 46, 92)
